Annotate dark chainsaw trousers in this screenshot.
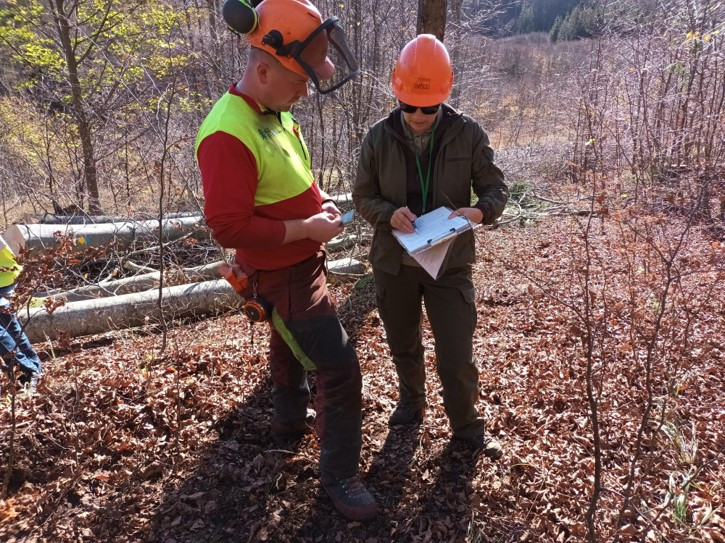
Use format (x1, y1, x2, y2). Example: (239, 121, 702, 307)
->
(373, 264, 485, 439)
(250, 252, 362, 482)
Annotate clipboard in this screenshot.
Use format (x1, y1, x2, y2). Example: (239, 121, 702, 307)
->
(392, 207, 478, 279)
(392, 207, 472, 255)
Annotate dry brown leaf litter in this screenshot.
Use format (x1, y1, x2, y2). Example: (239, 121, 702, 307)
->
(1, 215, 723, 543)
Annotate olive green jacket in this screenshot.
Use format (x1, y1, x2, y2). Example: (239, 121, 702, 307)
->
(353, 104, 508, 276)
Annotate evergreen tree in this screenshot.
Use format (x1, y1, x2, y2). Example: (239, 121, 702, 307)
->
(515, 3, 536, 34)
(550, 15, 563, 42)
(510, 0, 586, 36)
(556, 3, 604, 41)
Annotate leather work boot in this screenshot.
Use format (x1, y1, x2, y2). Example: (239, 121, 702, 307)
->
(388, 403, 425, 426)
(270, 408, 315, 442)
(459, 433, 504, 460)
(322, 476, 379, 521)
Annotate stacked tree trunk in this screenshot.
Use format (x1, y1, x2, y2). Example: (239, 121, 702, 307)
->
(18, 279, 239, 343)
(3, 201, 366, 343)
(3, 216, 207, 255)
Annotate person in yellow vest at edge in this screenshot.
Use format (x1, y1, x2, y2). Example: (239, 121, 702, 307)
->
(1, 236, 42, 392)
(353, 35, 509, 459)
(195, 0, 377, 521)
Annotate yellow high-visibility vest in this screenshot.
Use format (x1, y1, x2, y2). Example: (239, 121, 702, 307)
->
(0, 238, 21, 288)
(195, 91, 314, 206)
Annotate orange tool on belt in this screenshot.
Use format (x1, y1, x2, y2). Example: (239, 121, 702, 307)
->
(218, 262, 248, 293)
(217, 262, 315, 369)
(219, 262, 272, 322)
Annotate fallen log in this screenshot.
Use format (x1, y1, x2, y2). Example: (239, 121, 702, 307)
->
(327, 234, 357, 252)
(3, 216, 208, 255)
(327, 257, 365, 275)
(328, 192, 352, 206)
(48, 261, 224, 302)
(23, 211, 201, 225)
(19, 279, 239, 343)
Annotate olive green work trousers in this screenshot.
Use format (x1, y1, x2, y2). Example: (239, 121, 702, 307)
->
(373, 264, 485, 439)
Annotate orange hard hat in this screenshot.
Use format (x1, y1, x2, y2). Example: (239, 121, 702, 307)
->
(392, 34, 453, 106)
(223, 0, 327, 79)
(223, 0, 360, 92)
(252, 0, 327, 79)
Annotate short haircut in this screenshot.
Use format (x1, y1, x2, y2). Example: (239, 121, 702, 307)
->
(249, 46, 282, 70)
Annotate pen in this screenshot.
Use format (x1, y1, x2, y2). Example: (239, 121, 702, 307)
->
(412, 219, 417, 232)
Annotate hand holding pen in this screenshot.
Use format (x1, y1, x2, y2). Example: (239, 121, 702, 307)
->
(391, 206, 418, 233)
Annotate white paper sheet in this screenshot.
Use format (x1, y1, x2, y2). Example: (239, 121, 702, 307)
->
(392, 207, 471, 254)
(392, 206, 477, 279)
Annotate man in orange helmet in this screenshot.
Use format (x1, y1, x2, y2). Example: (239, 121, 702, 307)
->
(196, 0, 377, 521)
(353, 35, 509, 459)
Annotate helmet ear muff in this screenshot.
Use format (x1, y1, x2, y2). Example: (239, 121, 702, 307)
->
(222, 0, 260, 35)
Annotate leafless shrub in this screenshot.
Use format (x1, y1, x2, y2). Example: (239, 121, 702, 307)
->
(570, 0, 724, 222)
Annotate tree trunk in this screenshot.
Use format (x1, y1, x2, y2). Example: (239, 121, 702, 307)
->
(49, 0, 101, 213)
(448, 0, 463, 107)
(24, 211, 200, 225)
(3, 216, 207, 254)
(19, 279, 239, 343)
(327, 257, 365, 275)
(417, 0, 447, 41)
(46, 261, 224, 302)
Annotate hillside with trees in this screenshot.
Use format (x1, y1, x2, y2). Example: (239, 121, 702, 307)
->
(1, 0, 723, 542)
(478, 0, 587, 37)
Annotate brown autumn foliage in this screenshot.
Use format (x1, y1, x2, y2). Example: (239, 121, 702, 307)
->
(1, 191, 723, 542)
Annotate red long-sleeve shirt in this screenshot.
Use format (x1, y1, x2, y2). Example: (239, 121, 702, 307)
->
(197, 86, 323, 270)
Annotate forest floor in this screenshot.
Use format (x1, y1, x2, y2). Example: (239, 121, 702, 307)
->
(1, 212, 723, 543)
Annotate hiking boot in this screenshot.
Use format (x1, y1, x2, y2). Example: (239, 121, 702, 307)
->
(322, 476, 378, 521)
(270, 408, 316, 441)
(458, 433, 504, 460)
(18, 371, 41, 395)
(388, 403, 425, 426)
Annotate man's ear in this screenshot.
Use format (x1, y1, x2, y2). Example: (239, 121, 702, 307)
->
(256, 61, 271, 84)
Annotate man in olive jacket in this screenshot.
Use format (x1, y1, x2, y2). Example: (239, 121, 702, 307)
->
(353, 35, 508, 458)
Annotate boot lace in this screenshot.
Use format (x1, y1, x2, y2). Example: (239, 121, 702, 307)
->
(339, 477, 367, 499)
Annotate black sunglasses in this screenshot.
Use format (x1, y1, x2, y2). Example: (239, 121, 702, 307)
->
(399, 101, 441, 115)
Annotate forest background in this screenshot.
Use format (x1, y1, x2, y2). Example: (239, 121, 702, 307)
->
(0, 0, 723, 542)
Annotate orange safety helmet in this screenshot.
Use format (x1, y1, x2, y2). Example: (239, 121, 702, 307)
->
(222, 0, 360, 92)
(251, 0, 325, 79)
(392, 34, 453, 106)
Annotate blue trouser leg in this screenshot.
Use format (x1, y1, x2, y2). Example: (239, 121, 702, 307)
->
(0, 310, 42, 375)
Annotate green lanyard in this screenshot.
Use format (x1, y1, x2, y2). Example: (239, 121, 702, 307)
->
(414, 125, 436, 214)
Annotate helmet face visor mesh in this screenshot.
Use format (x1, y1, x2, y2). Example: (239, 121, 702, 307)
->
(293, 18, 361, 94)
